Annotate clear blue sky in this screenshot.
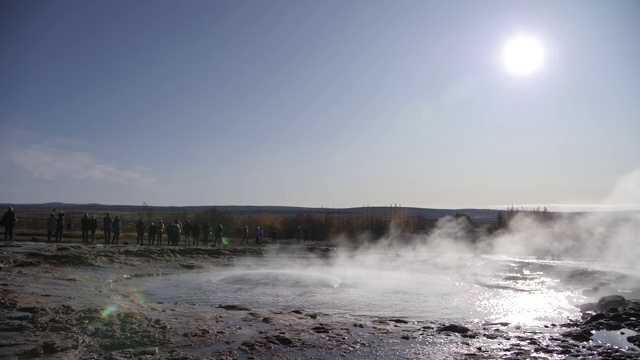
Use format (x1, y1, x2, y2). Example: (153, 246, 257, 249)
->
(1, 0, 639, 210)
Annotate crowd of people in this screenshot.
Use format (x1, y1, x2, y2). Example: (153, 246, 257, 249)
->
(1, 207, 312, 246)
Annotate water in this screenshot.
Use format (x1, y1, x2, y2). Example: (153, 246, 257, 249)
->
(131, 251, 640, 326)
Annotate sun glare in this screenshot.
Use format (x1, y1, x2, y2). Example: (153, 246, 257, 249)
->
(502, 35, 544, 76)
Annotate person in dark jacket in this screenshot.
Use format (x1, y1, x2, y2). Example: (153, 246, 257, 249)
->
(214, 223, 223, 246)
(2, 207, 17, 241)
(147, 222, 157, 245)
(183, 220, 192, 246)
(103, 213, 112, 244)
(156, 220, 165, 245)
(89, 216, 98, 243)
(112, 216, 122, 244)
(55, 212, 65, 243)
(81, 214, 90, 243)
(202, 222, 212, 246)
(136, 218, 145, 245)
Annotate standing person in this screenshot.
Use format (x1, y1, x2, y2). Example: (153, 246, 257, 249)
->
(1, 207, 17, 241)
(192, 222, 201, 246)
(112, 216, 122, 244)
(202, 222, 212, 246)
(254, 226, 261, 245)
(147, 222, 157, 245)
(103, 213, 112, 244)
(214, 223, 223, 246)
(46, 213, 56, 242)
(183, 220, 192, 246)
(173, 219, 182, 246)
(297, 226, 303, 244)
(271, 228, 277, 244)
(80, 214, 90, 243)
(55, 212, 65, 243)
(259, 225, 264, 244)
(89, 216, 98, 243)
(241, 225, 249, 245)
(156, 220, 165, 245)
(135, 217, 145, 245)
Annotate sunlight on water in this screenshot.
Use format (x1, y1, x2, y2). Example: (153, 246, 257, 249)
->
(128, 253, 620, 326)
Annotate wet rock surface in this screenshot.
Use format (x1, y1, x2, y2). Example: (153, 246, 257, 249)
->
(0, 243, 638, 359)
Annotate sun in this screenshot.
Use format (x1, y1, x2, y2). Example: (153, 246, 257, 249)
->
(502, 35, 544, 76)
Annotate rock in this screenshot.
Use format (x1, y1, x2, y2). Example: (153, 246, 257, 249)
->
(561, 329, 593, 342)
(628, 335, 640, 347)
(597, 295, 626, 310)
(437, 324, 471, 334)
(584, 313, 607, 325)
(42, 341, 57, 354)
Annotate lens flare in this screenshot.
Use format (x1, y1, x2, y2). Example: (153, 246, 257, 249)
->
(222, 237, 229, 245)
(101, 304, 119, 318)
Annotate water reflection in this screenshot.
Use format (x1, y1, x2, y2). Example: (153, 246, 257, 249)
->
(128, 254, 621, 325)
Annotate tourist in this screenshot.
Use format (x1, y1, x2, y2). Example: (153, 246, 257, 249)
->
(148, 222, 157, 245)
(89, 216, 98, 243)
(103, 213, 112, 244)
(81, 214, 90, 243)
(136, 217, 145, 245)
(183, 220, 192, 246)
(241, 225, 249, 245)
(202, 221, 212, 246)
(46, 213, 56, 242)
(112, 216, 122, 244)
(55, 212, 65, 242)
(1, 207, 17, 241)
(157, 220, 165, 245)
(214, 223, 223, 246)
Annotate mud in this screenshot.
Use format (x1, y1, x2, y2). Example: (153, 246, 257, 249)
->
(1, 242, 639, 359)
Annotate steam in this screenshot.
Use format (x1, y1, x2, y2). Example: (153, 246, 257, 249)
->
(321, 169, 640, 278)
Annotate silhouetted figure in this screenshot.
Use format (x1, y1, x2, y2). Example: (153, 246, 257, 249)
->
(214, 223, 223, 246)
(157, 220, 165, 245)
(112, 216, 122, 244)
(241, 225, 249, 245)
(202, 222, 212, 246)
(46, 214, 56, 242)
(55, 212, 65, 242)
(1, 207, 17, 241)
(192, 223, 201, 246)
(103, 213, 112, 244)
(148, 222, 157, 245)
(297, 225, 302, 244)
(89, 216, 98, 242)
(271, 228, 277, 244)
(183, 220, 192, 246)
(81, 214, 90, 243)
(168, 219, 181, 246)
(136, 217, 145, 245)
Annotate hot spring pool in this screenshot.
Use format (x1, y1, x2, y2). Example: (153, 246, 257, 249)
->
(129, 251, 640, 326)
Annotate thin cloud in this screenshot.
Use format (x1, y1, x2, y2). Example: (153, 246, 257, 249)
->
(8, 142, 157, 186)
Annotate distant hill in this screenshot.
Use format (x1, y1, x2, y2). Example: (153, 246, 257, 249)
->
(0, 202, 502, 224)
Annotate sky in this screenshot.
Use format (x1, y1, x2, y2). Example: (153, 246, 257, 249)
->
(0, 0, 639, 210)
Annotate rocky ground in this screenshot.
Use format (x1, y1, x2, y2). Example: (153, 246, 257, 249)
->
(0, 241, 639, 359)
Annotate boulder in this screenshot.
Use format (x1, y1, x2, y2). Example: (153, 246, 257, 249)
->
(597, 295, 626, 310)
